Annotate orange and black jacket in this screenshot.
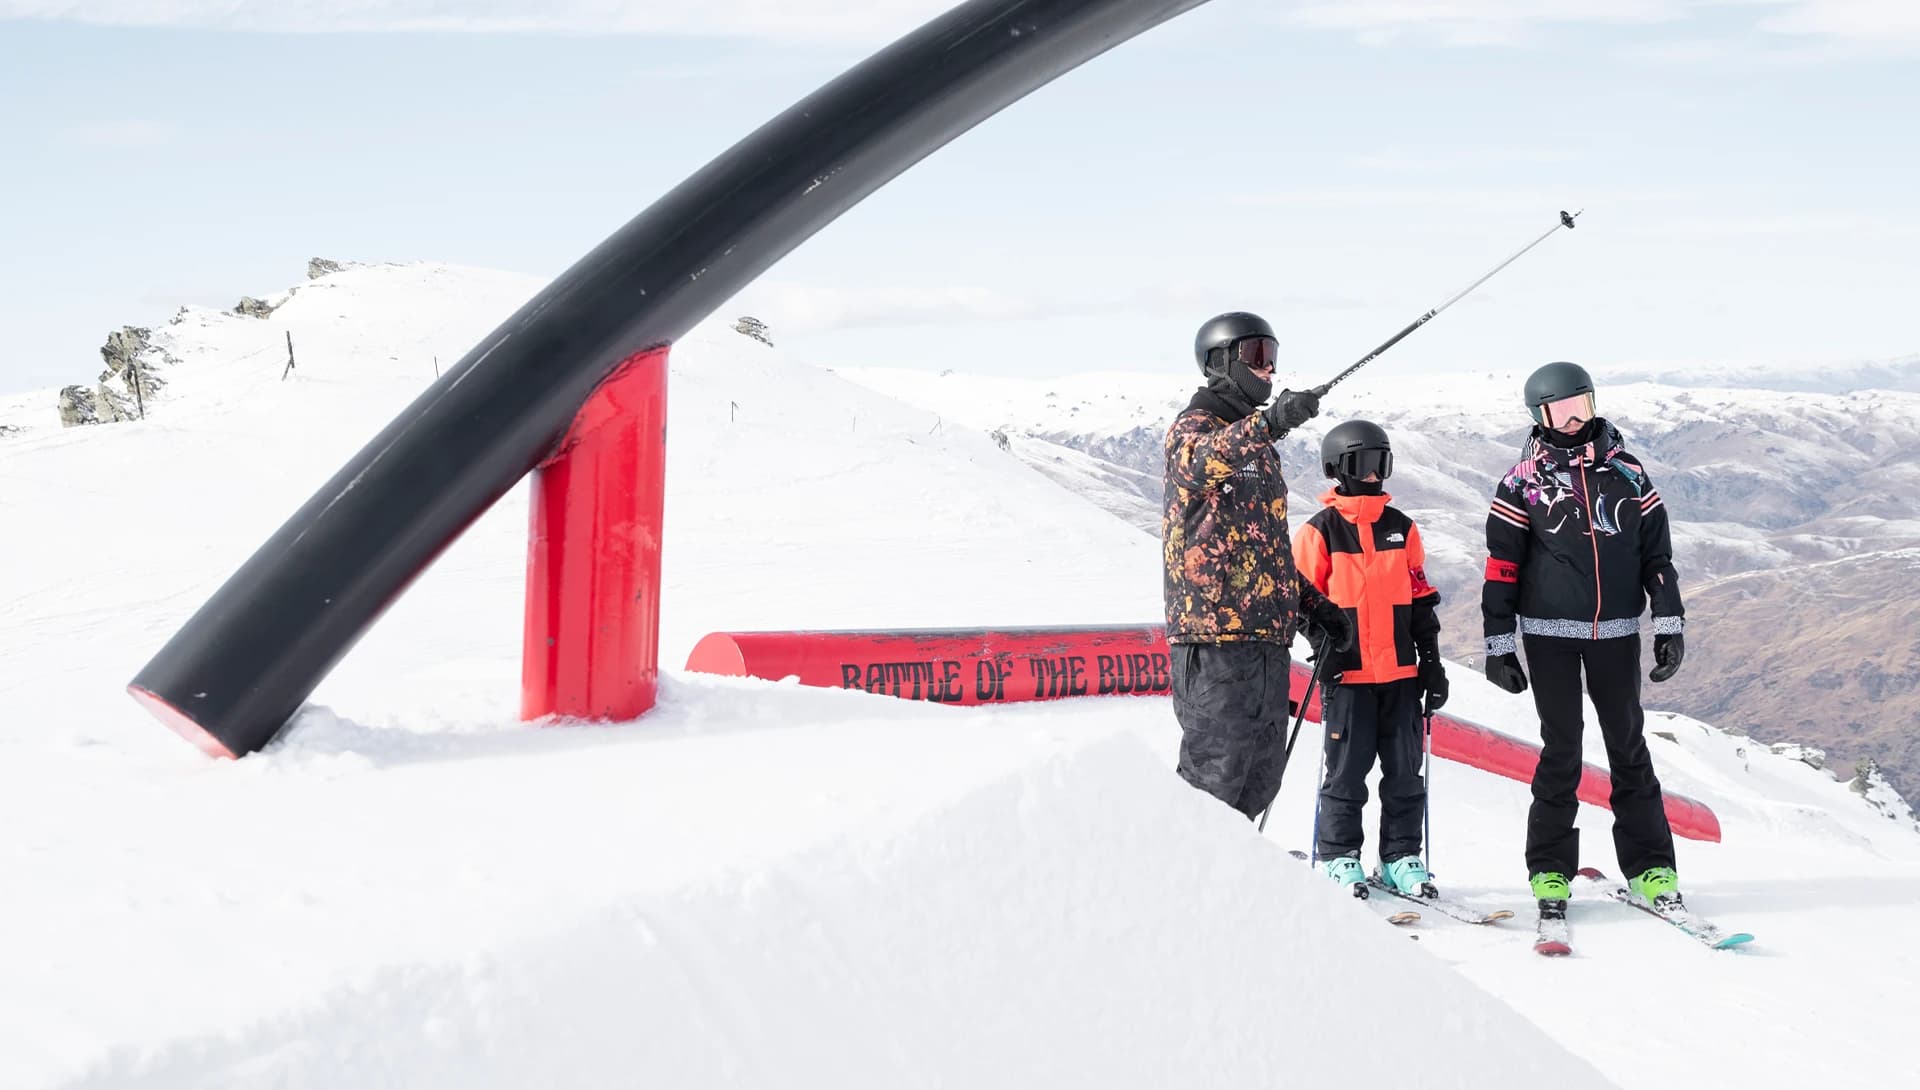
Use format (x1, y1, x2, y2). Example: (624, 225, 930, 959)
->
(1292, 489, 1440, 684)
(1162, 388, 1329, 643)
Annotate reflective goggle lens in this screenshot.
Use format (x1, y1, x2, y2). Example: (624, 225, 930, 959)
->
(1231, 336, 1278, 369)
(1537, 392, 1596, 428)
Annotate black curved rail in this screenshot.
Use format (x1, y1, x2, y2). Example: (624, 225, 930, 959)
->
(130, 0, 1214, 757)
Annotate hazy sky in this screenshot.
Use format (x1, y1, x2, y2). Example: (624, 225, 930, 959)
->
(3, 0, 1917, 395)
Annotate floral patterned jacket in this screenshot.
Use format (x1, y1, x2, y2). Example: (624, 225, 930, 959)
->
(1161, 388, 1325, 644)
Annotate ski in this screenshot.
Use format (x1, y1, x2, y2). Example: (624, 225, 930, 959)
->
(1534, 900, 1572, 956)
(1576, 868, 1754, 950)
(1365, 876, 1515, 926)
(1285, 851, 1419, 926)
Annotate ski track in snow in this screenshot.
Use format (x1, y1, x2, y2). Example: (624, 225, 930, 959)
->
(3, 263, 1916, 1088)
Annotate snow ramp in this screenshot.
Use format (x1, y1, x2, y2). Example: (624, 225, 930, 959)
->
(32, 685, 1614, 1089)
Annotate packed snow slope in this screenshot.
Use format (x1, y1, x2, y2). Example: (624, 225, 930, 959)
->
(2, 262, 1915, 1089)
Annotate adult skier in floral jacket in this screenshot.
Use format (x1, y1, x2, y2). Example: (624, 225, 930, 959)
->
(1163, 311, 1350, 820)
(1481, 361, 1687, 912)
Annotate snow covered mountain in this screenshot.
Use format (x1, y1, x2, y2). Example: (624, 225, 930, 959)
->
(841, 365, 1920, 804)
(4, 261, 1917, 1089)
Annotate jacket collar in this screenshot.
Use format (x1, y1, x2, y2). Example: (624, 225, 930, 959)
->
(1186, 385, 1255, 424)
(1319, 487, 1391, 524)
(1527, 417, 1626, 471)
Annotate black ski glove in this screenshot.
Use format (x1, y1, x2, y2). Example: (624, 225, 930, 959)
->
(1650, 632, 1685, 683)
(1264, 388, 1321, 436)
(1301, 595, 1353, 655)
(1418, 656, 1450, 715)
(1485, 652, 1528, 695)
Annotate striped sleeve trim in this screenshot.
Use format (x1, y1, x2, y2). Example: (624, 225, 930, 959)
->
(1640, 490, 1664, 514)
(1490, 498, 1531, 530)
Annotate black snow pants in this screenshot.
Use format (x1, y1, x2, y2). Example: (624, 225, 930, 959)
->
(1523, 633, 1677, 880)
(1313, 677, 1426, 863)
(1171, 641, 1293, 820)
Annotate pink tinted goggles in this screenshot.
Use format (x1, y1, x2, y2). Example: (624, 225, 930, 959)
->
(1536, 392, 1596, 428)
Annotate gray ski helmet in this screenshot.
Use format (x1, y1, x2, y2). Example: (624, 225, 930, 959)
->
(1321, 419, 1393, 481)
(1523, 361, 1596, 424)
(1193, 311, 1276, 374)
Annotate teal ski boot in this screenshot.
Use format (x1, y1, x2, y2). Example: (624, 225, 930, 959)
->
(1380, 855, 1437, 898)
(1322, 853, 1369, 899)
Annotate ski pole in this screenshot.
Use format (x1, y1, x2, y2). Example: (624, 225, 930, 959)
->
(1257, 632, 1333, 834)
(1309, 209, 1582, 397)
(1421, 711, 1434, 879)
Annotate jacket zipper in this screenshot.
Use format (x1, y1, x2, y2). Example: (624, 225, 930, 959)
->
(1580, 458, 1602, 639)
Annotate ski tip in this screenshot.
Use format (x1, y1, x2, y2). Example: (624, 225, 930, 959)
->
(1388, 912, 1420, 925)
(1714, 933, 1756, 950)
(1484, 911, 1517, 923)
(1287, 849, 1310, 861)
(1575, 867, 1608, 880)
(1534, 941, 1573, 957)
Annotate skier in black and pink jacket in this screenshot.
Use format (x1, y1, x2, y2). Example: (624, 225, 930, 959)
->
(1480, 361, 1688, 915)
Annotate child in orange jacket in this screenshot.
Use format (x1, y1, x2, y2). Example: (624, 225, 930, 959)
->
(1292, 420, 1448, 898)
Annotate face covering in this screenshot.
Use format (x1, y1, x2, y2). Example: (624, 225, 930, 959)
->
(1225, 358, 1272, 405)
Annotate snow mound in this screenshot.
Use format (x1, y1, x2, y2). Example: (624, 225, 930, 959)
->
(33, 691, 1610, 1090)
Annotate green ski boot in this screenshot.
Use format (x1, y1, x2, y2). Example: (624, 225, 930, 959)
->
(1629, 867, 1683, 908)
(1529, 871, 1572, 903)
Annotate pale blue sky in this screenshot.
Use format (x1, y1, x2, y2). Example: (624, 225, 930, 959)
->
(3, 0, 1917, 395)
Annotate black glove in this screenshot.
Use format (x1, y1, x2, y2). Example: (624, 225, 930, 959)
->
(1650, 632, 1685, 683)
(1485, 652, 1528, 695)
(1263, 388, 1321, 435)
(1301, 595, 1353, 655)
(1418, 657, 1449, 715)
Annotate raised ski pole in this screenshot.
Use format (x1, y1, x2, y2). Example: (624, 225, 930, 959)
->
(1309, 209, 1582, 397)
(1257, 632, 1333, 834)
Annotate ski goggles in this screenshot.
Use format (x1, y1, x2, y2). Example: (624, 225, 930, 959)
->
(1532, 391, 1596, 429)
(1229, 335, 1279, 370)
(1333, 448, 1393, 481)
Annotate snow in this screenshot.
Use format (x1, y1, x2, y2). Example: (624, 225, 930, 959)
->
(4, 262, 1917, 1088)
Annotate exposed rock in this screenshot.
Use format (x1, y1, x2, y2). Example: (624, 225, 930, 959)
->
(1768, 742, 1826, 771)
(307, 257, 354, 280)
(58, 385, 103, 427)
(733, 315, 774, 347)
(59, 326, 176, 426)
(1849, 757, 1920, 831)
(234, 296, 276, 319)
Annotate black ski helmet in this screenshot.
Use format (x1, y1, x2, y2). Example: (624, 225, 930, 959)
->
(1321, 419, 1393, 482)
(1193, 311, 1276, 375)
(1524, 361, 1596, 425)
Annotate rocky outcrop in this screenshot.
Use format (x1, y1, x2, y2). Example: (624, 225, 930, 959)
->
(58, 385, 104, 427)
(1849, 758, 1920, 832)
(234, 296, 276, 319)
(58, 325, 175, 427)
(307, 257, 355, 280)
(733, 316, 774, 347)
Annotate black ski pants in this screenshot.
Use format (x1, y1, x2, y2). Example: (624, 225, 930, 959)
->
(1523, 633, 1677, 880)
(1313, 677, 1425, 862)
(1171, 641, 1293, 820)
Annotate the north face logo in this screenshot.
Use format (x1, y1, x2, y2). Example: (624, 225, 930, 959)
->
(1386, 532, 1405, 543)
